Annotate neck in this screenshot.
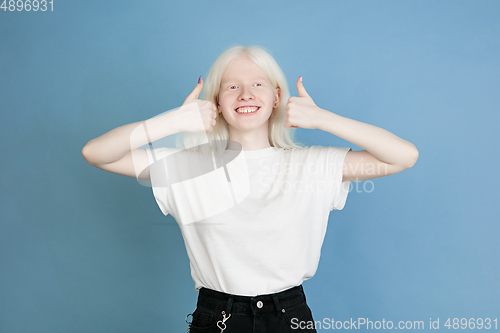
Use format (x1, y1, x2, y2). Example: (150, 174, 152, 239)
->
(228, 123, 272, 151)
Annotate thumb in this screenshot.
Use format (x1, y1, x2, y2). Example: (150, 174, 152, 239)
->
(296, 76, 310, 98)
(185, 76, 204, 102)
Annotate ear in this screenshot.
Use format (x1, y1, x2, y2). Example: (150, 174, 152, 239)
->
(274, 87, 281, 107)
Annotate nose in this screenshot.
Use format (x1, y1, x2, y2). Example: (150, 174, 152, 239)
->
(238, 85, 254, 101)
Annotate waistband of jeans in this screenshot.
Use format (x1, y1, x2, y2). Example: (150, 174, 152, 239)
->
(196, 285, 307, 315)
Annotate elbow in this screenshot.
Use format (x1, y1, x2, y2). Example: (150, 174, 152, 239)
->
(81, 143, 95, 165)
(405, 146, 419, 169)
(81, 145, 90, 164)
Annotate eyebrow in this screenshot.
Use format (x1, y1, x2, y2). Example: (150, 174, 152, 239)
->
(221, 76, 268, 84)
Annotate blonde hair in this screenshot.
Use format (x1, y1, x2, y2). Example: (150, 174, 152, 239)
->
(180, 44, 305, 155)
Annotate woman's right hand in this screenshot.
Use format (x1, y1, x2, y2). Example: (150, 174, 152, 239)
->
(172, 77, 218, 133)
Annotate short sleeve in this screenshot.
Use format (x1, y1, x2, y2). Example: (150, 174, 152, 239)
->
(145, 147, 175, 217)
(326, 146, 352, 211)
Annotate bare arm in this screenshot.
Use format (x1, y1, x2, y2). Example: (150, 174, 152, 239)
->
(82, 77, 217, 180)
(316, 111, 419, 182)
(285, 76, 418, 182)
(81, 112, 180, 180)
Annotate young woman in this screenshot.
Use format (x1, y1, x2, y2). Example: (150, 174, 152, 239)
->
(82, 45, 418, 333)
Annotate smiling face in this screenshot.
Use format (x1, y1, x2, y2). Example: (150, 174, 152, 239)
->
(217, 54, 280, 138)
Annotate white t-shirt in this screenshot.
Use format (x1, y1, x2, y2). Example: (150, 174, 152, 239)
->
(145, 145, 352, 296)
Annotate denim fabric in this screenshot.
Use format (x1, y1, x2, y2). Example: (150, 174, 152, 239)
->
(186, 285, 317, 333)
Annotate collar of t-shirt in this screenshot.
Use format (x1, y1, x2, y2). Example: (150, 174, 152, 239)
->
(241, 146, 278, 159)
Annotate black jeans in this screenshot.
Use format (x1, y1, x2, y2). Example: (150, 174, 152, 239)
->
(186, 285, 317, 333)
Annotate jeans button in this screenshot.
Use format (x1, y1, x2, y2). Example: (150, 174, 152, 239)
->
(256, 301, 263, 308)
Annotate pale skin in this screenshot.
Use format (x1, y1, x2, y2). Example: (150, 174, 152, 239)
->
(82, 54, 418, 183)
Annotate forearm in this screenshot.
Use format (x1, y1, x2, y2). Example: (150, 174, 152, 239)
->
(317, 109, 418, 167)
(82, 111, 180, 165)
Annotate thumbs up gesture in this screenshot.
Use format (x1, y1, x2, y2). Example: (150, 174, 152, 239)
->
(172, 76, 218, 133)
(284, 76, 327, 130)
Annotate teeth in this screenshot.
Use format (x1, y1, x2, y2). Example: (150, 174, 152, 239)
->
(236, 107, 259, 113)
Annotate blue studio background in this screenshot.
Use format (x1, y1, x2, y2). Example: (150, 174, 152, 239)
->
(1, 1, 499, 332)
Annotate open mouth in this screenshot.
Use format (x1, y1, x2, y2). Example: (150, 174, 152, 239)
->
(234, 106, 261, 115)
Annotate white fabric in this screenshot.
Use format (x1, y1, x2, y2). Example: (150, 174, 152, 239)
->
(145, 145, 352, 296)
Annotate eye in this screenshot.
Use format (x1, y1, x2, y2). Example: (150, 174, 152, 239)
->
(255, 83, 262, 87)
(229, 85, 238, 89)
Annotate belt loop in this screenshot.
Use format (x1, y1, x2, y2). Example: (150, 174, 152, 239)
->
(272, 295, 283, 317)
(225, 294, 234, 314)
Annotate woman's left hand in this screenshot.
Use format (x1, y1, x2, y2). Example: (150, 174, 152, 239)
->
(284, 76, 328, 129)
